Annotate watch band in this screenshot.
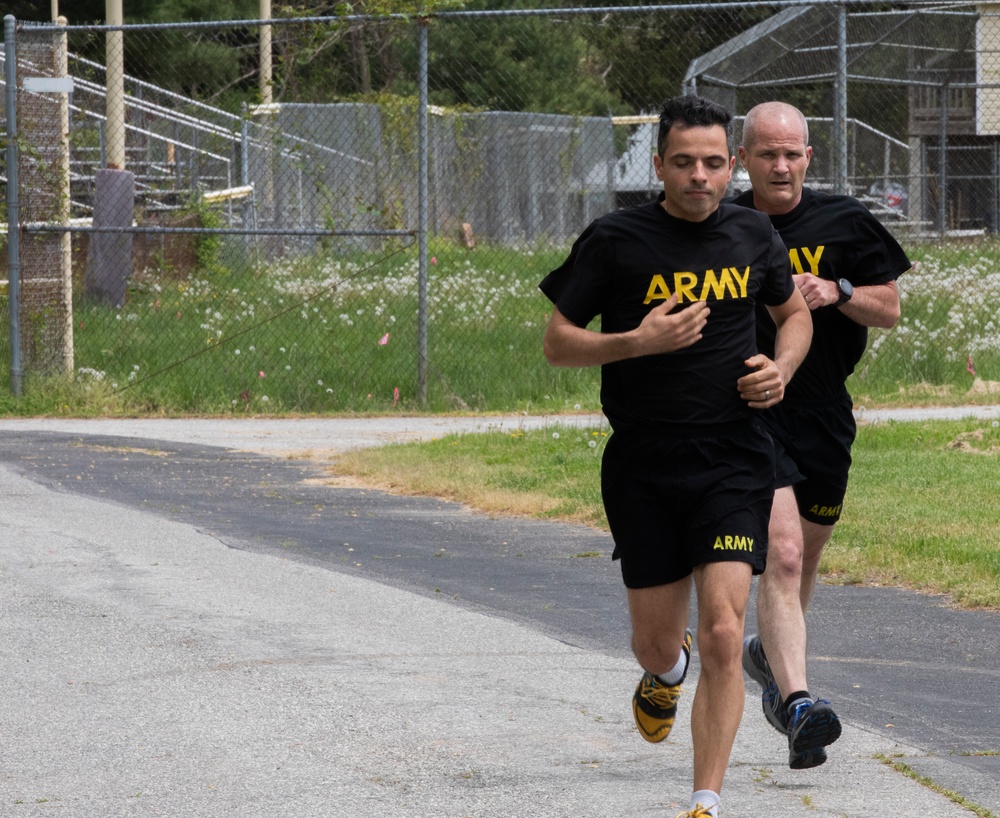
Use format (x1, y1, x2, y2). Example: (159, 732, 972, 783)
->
(835, 278, 853, 306)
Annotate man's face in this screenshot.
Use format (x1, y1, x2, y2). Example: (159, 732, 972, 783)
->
(738, 119, 812, 216)
(653, 123, 734, 222)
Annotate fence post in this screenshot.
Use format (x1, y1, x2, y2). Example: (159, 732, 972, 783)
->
(417, 17, 430, 406)
(57, 16, 73, 373)
(240, 101, 252, 257)
(4, 15, 22, 396)
(834, 3, 848, 194)
(939, 82, 949, 234)
(259, 0, 273, 107)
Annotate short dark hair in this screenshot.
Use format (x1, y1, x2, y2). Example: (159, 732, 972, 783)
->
(657, 95, 733, 156)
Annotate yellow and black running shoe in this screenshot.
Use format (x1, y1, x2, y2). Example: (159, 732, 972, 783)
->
(631, 628, 693, 743)
(674, 804, 717, 818)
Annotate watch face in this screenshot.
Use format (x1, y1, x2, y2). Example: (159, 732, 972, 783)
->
(839, 278, 853, 297)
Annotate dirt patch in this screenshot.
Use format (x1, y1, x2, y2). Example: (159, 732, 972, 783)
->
(968, 377, 1000, 395)
(898, 382, 955, 397)
(303, 474, 381, 490)
(947, 426, 1000, 454)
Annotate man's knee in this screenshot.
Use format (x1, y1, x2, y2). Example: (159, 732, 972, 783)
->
(763, 534, 805, 584)
(693, 615, 743, 672)
(631, 627, 687, 672)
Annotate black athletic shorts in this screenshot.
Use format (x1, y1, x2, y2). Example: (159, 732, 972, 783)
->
(759, 393, 856, 526)
(601, 421, 774, 589)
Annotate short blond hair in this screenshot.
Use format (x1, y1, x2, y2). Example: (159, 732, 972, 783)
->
(741, 101, 809, 149)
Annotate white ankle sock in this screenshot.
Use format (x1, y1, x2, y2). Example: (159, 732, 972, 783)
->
(690, 789, 720, 816)
(656, 647, 688, 685)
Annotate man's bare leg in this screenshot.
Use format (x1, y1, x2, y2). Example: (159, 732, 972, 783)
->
(757, 486, 809, 698)
(690, 561, 752, 793)
(799, 517, 834, 612)
(627, 576, 693, 676)
(755, 487, 841, 769)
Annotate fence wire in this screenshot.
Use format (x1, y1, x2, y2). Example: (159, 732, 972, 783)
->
(2, 3, 999, 412)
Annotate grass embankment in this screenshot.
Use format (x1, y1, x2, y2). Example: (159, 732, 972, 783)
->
(327, 418, 1000, 609)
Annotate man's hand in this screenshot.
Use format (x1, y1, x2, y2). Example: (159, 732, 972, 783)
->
(738, 354, 784, 408)
(793, 275, 902, 328)
(793, 274, 837, 310)
(543, 295, 709, 368)
(632, 293, 710, 356)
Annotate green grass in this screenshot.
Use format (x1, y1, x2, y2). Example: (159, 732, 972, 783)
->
(850, 239, 1000, 405)
(824, 419, 1000, 608)
(876, 753, 999, 818)
(328, 418, 1000, 609)
(0, 235, 998, 415)
(329, 424, 611, 525)
(0, 238, 601, 415)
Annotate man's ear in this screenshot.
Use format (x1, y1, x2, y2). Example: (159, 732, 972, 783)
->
(653, 153, 664, 181)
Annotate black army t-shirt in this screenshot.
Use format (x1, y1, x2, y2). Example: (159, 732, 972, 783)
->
(540, 197, 794, 430)
(731, 187, 911, 401)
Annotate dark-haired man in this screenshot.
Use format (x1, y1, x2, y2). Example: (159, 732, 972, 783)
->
(540, 94, 812, 818)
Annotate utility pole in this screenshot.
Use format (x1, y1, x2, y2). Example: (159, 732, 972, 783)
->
(84, 0, 134, 307)
(105, 0, 125, 169)
(260, 0, 272, 105)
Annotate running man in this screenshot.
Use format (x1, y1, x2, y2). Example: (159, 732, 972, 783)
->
(540, 94, 812, 818)
(733, 101, 911, 770)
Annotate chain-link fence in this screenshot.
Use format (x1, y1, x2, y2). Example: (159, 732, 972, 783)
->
(2, 3, 999, 413)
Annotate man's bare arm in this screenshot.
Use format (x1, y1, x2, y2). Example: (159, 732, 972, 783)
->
(543, 294, 710, 368)
(838, 280, 901, 328)
(793, 276, 902, 329)
(738, 287, 813, 407)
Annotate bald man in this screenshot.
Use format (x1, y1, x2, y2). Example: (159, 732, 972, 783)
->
(731, 101, 911, 769)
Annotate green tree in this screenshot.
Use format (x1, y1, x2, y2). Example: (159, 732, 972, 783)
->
(16, 0, 256, 24)
(582, 4, 777, 112)
(264, 1, 626, 114)
(413, 0, 625, 116)
(267, 5, 374, 102)
(266, 1, 462, 103)
(32, 0, 259, 107)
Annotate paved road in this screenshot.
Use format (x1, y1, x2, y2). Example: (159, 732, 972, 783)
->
(0, 412, 997, 817)
(0, 403, 996, 457)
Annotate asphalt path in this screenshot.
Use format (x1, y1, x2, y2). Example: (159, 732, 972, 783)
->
(0, 411, 998, 817)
